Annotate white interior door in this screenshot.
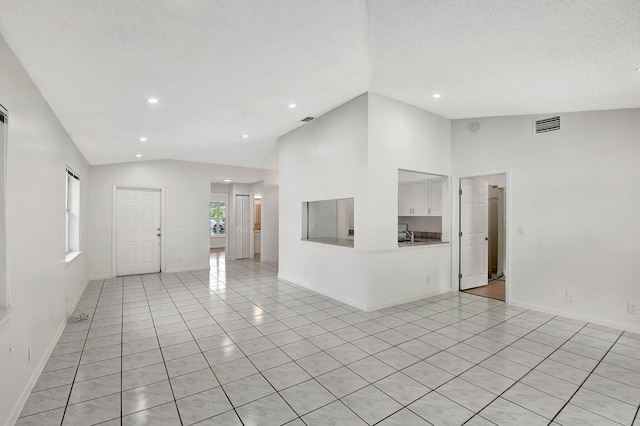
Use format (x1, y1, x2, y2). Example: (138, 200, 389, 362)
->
(460, 178, 488, 290)
(235, 195, 250, 259)
(116, 188, 161, 276)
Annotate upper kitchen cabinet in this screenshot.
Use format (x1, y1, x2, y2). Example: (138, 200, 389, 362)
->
(398, 182, 412, 215)
(428, 178, 443, 216)
(398, 174, 442, 216)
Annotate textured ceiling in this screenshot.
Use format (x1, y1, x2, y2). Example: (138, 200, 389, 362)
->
(0, 0, 638, 169)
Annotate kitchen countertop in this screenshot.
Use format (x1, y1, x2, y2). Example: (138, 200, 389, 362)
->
(303, 237, 354, 248)
(398, 238, 448, 247)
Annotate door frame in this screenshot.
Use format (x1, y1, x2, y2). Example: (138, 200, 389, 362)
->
(112, 184, 166, 278)
(452, 169, 511, 303)
(250, 192, 262, 259)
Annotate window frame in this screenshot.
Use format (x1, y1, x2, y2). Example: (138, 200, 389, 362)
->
(65, 167, 80, 258)
(0, 105, 8, 314)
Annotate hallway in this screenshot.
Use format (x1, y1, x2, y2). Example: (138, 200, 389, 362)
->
(16, 258, 640, 425)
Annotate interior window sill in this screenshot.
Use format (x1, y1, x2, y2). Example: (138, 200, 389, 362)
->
(65, 250, 82, 263)
(0, 305, 15, 327)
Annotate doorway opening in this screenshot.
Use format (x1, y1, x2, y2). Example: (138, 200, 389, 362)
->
(458, 173, 507, 301)
(253, 193, 262, 260)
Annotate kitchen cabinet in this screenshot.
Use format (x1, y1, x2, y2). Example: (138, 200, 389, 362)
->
(398, 178, 442, 216)
(428, 179, 443, 215)
(398, 182, 412, 215)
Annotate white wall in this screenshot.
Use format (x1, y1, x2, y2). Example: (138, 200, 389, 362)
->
(366, 93, 452, 308)
(0, 35, 91, 426)
(452, 109, 640, 332)
(279, 93, 370, 308)
(279, 93, 453, 310)
(89, 160, 278, 278)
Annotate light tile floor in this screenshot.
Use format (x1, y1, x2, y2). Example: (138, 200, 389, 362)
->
(16, 256, 640, 425)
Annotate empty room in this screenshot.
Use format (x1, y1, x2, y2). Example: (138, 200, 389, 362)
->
(0, 1, 639, 425)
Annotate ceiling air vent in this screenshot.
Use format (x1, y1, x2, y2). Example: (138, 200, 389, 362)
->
(301, 117, 314, 122)
(534, 116, 560, 134)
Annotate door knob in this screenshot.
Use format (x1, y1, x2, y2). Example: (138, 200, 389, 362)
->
(157, 233, 161, 237)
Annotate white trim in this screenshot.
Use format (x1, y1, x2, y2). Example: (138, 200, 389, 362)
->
(6, 278, 89, 426)
(165, 264, 210, 273)
(89, 274, 112, 281)
(112, 184, 166, 278)
(64, 250, 82, 263)
(0, 109, 8, 310)
(0, 305, 14, 328)
(511, 299, 640, 335)
(452, 168, 511, 303)
(277, 276, 368, 311)
(366, 289, 450, 312)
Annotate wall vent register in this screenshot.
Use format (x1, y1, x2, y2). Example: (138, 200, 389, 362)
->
(534, 115, 561, 134)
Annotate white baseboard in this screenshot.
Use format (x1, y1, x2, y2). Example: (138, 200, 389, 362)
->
(88, 274, 112, 281)
(367, 289, 450, 312)
(165, 265, 211, 273)
(277, 275, 368, 311)
(510, 299, 640, 335)
(92, 264, 212, 280)
(6, 278, 89, 426)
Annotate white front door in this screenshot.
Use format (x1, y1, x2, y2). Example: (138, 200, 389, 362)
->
(460, 178, 488, 290)
(116, 188, 161, 276)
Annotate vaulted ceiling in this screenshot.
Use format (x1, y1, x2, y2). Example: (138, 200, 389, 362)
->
(0, 0, 638, 170)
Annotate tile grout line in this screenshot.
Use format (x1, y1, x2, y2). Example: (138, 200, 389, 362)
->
(372, 301, 558, 425)
(25, 257, 640, 426)
(175, 268, 325, 424)
(547, 332, 625, 425)
(59, 278, 107, 425)
(157, 271, 248, 425)
(120, 276, 125, 426)
(470, 319, 594, 425)
(137, 274, 186, 426)
(182, 264, 358, 424)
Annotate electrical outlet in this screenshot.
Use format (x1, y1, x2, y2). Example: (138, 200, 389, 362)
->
(628, 302, 637, 315)
(565, 291, 574, 302)
(518, 226, 525, 235)
(28, 344, 32, 362)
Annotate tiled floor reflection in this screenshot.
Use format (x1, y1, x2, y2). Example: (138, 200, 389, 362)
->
(16, 255, 640, 425)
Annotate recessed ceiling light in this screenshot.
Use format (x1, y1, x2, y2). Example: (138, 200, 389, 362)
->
(136, 154, 142, 158)
(242, 134, 249, 139)
(433, 94, 441, 98)
(147, 98, 158, 104)
(223, 179, 232, 183)
(289, 104, 297, 109)
(139, 137, 148, 142)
